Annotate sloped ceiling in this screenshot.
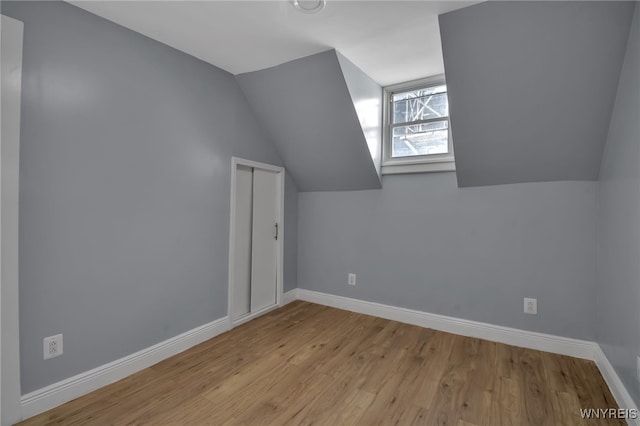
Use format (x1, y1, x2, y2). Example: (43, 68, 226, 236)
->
(68, 1, 479, 86)
(236, 50, 382, 192)
(440, 1, 635, 187)
(335, 51, 383, 178)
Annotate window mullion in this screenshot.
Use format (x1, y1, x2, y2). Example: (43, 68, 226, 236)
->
(390, 116, 449, 129)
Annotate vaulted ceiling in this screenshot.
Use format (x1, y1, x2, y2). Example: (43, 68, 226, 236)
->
(69, 1, 478, 86)
(440, 1, 635, 187)
(236, 50, 382, 191)
(68, 1, 637, 191)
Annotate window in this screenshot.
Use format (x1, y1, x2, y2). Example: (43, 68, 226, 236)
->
(382, 75, 454, 174)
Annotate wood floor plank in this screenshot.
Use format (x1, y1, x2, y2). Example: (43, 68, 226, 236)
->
(18, 301, 624, 426)
(490, 376, 524, 426)
(517, 348, 555, 425)
(323, 388, 376, 426)
(422, 335, 482, 426)
(458, 338, 497, 426)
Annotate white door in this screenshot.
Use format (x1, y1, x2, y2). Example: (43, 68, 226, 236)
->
(229, 159, 283, 324)
(231, 165, 253, 318)
(249, 169, 279, 312)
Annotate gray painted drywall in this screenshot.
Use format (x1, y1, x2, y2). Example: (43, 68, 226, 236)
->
(236, 50, 382, 192)
(336, 51, 383, 179)
(0, 1, 297, 393)
(284, 172, 298, 292)
(298, 174, 597, 340)
(597, 3, 640, 405)
(439, 1, 634, 188)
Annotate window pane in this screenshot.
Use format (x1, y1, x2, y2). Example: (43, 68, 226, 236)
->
(393, 85, 446, 101)
(391, 120, 448, 158)
(393, 92, 448, 124)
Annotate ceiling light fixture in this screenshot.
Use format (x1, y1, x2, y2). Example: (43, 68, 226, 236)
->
(291, 0, 326, 14)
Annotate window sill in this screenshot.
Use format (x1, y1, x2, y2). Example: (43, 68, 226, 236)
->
(381, 161, 456, 175)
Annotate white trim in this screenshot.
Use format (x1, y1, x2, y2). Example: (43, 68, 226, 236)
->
(20, 317, 229, 421)
(282, 289, 298, 305)
(19, 290, 295, 421)
(230, 303, 281, 328)
(1, 14, 24, 426)
(382, 74, 454, 170)
(227, 157, 285, 327)
(230, 157, 284, 175)
(296, 289, 597, 359)
(296, 289, 640, 423)
(16, 289, 639, 424)
(384, 74, 447, 94)
(382, 161, 455, 175)
(229, 291, 299, 327)
(594, 346, 640, 425)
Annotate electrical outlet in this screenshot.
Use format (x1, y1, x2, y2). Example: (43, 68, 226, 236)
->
(348, 273, 356, 286)
(524, 298, 537, 315)
(43, 334, 63, 360)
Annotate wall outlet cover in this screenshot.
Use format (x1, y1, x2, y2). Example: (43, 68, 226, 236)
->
(348, 273, 356, 286)
(524, 298, 537, 315)
(44, 334, 63, 360)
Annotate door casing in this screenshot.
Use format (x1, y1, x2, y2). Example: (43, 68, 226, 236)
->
(227, 157, 285, 328)
(1, 13, 24, 426)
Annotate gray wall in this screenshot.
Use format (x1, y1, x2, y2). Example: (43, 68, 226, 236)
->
(284, 172, 298, 292)
(298, 174, 598, 340)
(597, 3, 640, 405)
(440, 1, 634, 187)
(1, 1, 296, 393)
(236, 50, 382, 192)
(336, 51, 382, 179)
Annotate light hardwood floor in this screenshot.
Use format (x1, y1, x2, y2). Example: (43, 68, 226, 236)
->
(19, 301, 623, 426)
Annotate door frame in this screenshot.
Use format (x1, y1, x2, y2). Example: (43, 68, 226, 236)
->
(1, 14, 24, 426)
(227, 157, 285, 328)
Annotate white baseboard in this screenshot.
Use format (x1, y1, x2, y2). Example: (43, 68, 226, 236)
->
(19, 288, 638, 425)
(296, 289, 597, 359)
(20, 293, 299, 421)
(297, 288, 639, 424)
(282, 288, 298, 305)
(594, 346, 640, 425)
(20, 316, 230, 421)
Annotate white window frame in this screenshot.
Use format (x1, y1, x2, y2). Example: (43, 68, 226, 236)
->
(382, 74, 455, 175)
